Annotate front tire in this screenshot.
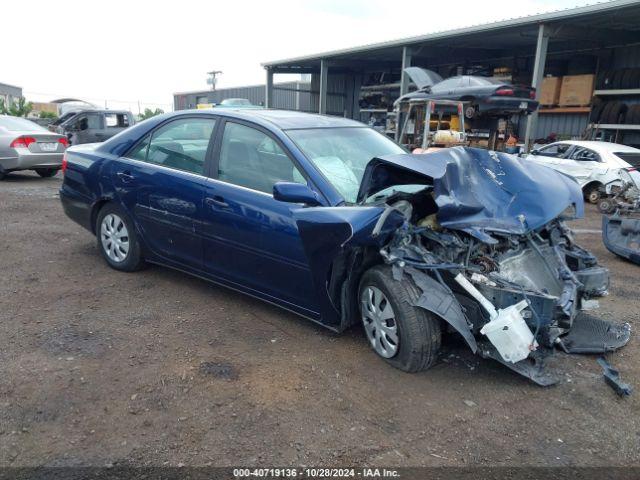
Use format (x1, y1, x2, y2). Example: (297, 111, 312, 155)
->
(35, 168, 59, 178)
(359, 265, 441, 372)
(96, 203, 145, 272)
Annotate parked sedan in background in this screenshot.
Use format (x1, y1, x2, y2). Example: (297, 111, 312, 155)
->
(0, 115, 68, 179)
(59, 109, 628, 385)
(399, 67, 538, 119)
(524, 140, 640, 203)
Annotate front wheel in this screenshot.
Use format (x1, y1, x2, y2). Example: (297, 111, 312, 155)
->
(585, 185, 601, 204)
(464, 105, 477, 119)
(35, 168, 59, 178)
(359, 265, 441, 372)
(96, 203, 146, 272)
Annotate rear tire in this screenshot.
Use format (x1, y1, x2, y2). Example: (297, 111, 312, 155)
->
(359, 265, 441, 373)
(95, 203, 146, 272)
(35, 168, 59, 178)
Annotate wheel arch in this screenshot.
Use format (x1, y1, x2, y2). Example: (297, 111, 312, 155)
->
(582, 180, 604, 199)
(341, 261, 478, 353)
(90, 198, 113, 234)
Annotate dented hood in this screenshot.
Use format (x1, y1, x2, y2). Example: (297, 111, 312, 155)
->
(357, 147, 584, 240)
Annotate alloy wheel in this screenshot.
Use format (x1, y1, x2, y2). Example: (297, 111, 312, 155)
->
(100, 213, 130, 263)
(361, 286, 399, 358)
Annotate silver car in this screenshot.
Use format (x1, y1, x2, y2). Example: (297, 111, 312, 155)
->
(0, 115, 68, 179)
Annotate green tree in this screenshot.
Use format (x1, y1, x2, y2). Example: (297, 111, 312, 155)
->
(0, 97, 33, 117)
(39, 111, 58, 119)
(138, 108, 164, 120)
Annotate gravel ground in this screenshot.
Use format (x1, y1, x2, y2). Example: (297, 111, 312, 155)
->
(0, 171, 638, 468)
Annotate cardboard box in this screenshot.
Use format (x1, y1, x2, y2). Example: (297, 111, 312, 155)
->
(559, 74, 595, 106)
(539, 76, 562, 106)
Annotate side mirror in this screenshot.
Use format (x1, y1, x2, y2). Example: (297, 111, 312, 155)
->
(273, 182, 321, 206)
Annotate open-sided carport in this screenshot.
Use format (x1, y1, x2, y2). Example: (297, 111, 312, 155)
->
(263, 0, 640, 148)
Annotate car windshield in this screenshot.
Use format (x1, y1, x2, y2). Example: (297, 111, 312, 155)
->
(287, 127, 406, 203)
(0, 116, 46, 132)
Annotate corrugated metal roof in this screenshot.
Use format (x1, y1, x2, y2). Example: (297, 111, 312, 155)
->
(263, 0, 640, 67)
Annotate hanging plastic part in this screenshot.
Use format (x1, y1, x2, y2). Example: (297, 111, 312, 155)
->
(454, 273, 538, 363)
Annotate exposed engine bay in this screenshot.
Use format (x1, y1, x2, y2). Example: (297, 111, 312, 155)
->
(376, 191, 628, 384)
(293, 147, 631, 385)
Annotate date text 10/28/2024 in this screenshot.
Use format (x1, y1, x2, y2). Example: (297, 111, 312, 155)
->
(233, 468, 400, 478)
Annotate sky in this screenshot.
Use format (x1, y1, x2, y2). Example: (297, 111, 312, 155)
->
(0, 0, 594, 113)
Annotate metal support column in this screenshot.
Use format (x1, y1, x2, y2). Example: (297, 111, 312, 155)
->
(319, 59, 328, 115)
(524, 23, 549, 151)
(265, 68, 274, 108)
(400, 46, 413, 97)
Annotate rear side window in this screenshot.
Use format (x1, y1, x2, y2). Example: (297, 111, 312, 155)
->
(218, 122, 305, 194)
(105, 113, 130, 128)
(127, 117, 216, 175)
(615, 152, 640, 167)
(569, 147, 600, 162)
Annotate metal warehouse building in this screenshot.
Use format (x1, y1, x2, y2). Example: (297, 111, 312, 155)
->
(174, 81, 312, 112)
(262, 0, 640, 148)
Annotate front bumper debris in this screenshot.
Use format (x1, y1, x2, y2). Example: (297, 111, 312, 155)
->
(603, 214, 640, 265)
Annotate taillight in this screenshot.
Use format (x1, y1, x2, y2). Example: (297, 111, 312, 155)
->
(529, 89, 536, 99)
(627, 167, 637, 172)
(58, 137, 69, 147)
(495, 88, 514, 96)
(9, 136, 37, 148)
(61, 152, 68, 173)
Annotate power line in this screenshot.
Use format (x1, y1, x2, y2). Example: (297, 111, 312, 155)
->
(22, 90, 173, 108)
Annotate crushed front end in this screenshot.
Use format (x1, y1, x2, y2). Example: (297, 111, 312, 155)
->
(360, 147, 631, 385)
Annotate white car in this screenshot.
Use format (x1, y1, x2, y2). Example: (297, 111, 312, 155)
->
(524, 140, 640, 203)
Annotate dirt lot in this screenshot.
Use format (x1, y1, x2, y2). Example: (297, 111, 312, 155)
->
(1, 171, 639, 468)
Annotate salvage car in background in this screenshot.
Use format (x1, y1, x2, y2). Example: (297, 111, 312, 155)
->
(59, 110, 629, 385)
(50, 109, 135, 145)
(0, 115, 68, 179)
(524, 140, 640, 204)
(399, 67, 538, 119)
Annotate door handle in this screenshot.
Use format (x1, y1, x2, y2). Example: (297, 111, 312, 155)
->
(116, 171, 135, 183)
(205, 196, 229, 208)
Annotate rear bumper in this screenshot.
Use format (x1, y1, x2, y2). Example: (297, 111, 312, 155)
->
(60, 187, 94, 233)
(479, 97, 538, 114)
(0, 152, 63, 171)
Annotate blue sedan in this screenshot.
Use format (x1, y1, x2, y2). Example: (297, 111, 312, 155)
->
(60, 109, 626, 382)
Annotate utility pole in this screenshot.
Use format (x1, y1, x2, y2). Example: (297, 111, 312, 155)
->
(207, 70, 222, 91)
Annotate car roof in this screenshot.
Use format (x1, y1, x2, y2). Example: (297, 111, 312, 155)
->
(554, 140, 640, 153)
(173, 108, 365, 130)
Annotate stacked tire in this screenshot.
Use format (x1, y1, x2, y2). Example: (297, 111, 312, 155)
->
(596, 68, 640, 90)
(590, 99, 639, 125)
